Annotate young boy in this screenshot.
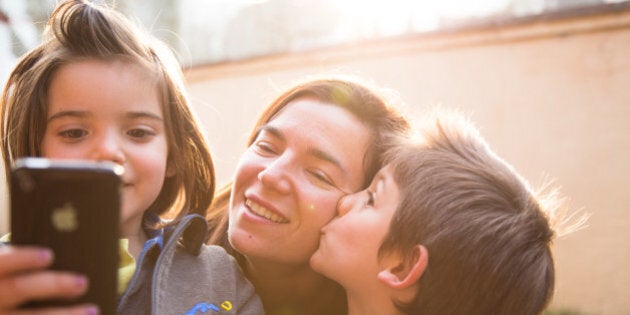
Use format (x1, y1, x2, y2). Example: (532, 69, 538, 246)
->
(311, 110, 575, 315)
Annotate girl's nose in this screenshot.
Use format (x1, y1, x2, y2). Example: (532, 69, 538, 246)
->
(257, 158, 292, 195)
(92, 132, 125, 165)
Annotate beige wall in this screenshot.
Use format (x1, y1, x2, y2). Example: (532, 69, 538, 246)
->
(184, 11, 630, 315)
(0, 9, 627, 315)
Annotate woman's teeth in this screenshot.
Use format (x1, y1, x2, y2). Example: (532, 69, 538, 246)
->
(246, 199, 289, 223)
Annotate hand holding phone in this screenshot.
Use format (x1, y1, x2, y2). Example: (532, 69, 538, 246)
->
(9, 158, 122, 315)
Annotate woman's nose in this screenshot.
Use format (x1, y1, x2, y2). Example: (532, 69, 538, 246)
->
(257, 158, 292, 195)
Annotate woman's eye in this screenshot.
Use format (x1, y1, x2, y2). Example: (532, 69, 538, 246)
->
(365, 190, 375, 207)
(311, 171, 334, 187)
(254, 141, 276, 155)
(59, 129, 87, 139)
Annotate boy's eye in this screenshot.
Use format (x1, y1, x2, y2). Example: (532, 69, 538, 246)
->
(59, 129, 87, 139)
(365, 190, 375, 207)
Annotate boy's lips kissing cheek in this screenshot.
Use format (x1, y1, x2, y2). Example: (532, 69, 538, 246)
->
(245, 198, 289, 224)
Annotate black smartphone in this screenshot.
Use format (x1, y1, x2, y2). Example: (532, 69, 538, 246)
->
(10, 157, 122, 315)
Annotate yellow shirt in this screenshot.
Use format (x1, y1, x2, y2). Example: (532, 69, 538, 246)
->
(117, 239, 136, 295)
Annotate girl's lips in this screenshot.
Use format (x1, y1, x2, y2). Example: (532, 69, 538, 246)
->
(245, 198, 289, 224)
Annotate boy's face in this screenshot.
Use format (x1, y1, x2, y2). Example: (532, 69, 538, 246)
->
(311, 164, 400, 291)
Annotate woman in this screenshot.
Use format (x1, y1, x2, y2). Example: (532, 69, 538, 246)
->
(206, 77, 409, 315)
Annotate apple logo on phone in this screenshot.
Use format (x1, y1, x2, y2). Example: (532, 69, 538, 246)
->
(51, 202, 79, 232)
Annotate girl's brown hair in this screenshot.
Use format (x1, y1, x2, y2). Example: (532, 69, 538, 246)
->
(0, 0, 215, 234)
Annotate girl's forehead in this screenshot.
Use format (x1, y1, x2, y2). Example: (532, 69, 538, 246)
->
(46, 59, 162, 117)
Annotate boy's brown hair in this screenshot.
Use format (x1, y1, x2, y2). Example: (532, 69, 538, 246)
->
(380, 111, 567, 315)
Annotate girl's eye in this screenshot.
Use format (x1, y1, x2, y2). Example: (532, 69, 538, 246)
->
(127, 129, 154, 139)
(59, 129, 87, 139)
(365, 190, 375, 207)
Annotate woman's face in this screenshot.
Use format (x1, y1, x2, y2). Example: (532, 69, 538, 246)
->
(228, 97, 371, 265)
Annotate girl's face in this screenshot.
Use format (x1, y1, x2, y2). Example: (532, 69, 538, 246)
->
(310, 165, 400, 290)
(228, 98, 371, 265)
(41, 59, 171, 237)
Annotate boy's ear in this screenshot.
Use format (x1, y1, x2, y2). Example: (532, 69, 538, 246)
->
(377, 245, 428, 290)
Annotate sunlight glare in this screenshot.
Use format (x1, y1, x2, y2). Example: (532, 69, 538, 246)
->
(334, 0, 511, 36)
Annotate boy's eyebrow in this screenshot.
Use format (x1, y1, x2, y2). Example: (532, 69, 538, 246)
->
(258, 125, 348, 176)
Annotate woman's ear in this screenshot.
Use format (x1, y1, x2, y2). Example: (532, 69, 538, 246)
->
(377, 245, 428, 290)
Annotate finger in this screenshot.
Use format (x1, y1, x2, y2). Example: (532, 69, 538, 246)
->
(0, 246, 53, 277)
(0, 303, 99, 315)
(0, 272, 88, 309)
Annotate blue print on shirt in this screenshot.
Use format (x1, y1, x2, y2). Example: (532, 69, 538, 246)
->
(184, 301, 233, 314)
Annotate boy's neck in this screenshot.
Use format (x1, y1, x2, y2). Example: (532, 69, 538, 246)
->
(244, 257, 346, 315)
(345, 286, 404, 315)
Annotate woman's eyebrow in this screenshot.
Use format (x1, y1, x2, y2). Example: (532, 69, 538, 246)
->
(260, 124, 348, 176)
(258, 125, 284, 141)
(307, 146, 347, 176)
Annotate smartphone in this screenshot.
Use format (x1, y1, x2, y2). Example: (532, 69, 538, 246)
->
(10, 157, 122, 314)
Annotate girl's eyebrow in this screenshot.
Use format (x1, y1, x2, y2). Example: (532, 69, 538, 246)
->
(47, 110, 89, 122)
(47, 110, 163, 122)
(125, 111, 163, 121)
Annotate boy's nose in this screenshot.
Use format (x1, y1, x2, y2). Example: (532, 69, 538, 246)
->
(336, 194, 354, 217)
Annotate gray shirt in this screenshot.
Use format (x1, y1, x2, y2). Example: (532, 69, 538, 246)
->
(117, 214, 264, 315)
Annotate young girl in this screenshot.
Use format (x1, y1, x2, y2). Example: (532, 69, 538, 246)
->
(311, 111, 576, 315)
(0, 1, 262, 314)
